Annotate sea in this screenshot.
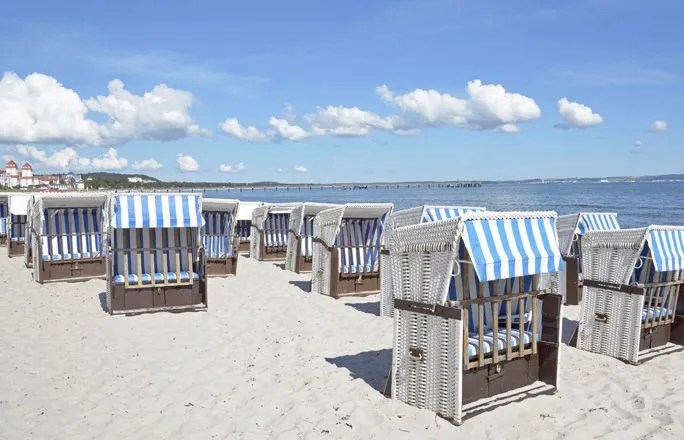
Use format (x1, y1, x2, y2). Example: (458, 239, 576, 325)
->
(205, 182, 684, 228)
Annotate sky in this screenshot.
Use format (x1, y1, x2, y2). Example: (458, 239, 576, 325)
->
(0, 0, 681, 183)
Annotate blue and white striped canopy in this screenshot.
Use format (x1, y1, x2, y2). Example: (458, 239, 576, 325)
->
(420, 206, 485, 223)
(111, 194, 203, 229)
(577, 213, 619, 235)
(647, 228, 684, 272)
(461, 213, 564, 282)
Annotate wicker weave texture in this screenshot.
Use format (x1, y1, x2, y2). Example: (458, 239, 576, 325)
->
(285, 204, 305, 272)
(310, 207, 344, 296)
(556, 213, 580, 257)
(250, 206, 269, 259)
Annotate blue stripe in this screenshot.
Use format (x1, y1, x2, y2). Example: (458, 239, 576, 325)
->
(182, 196, 191, 229)
(141, 196, 150, 228)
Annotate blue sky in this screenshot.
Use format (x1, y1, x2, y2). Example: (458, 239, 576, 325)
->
(0, 0, 681, 182)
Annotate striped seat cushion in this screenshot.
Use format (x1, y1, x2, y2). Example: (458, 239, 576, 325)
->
(300, 215, 315, 257)
(336, 217, 385, 274)
(265, 213, 289, 247)
(467, 329, 533, 358)
(642, 306, 672, 322)
(113, 272, 199, 285)
(202, 211, 235, 258)
(41, 208, 102, 261)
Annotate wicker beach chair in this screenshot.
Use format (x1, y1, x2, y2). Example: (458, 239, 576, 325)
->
(250, 203, 299, 261)
(556, 212, 620, 305)
(387, 211, 564, 425)
(23, 194, 38, 269)
(7, 194, 32, 257)
(576, 226, 684, 363)
(235, 201, 264, 253)
(311, 203, 393, 298)
(202, 198, 240, 277)
(29, 192, 108, 283)
(285, 202, 339, 274)
(0, 195, 8, 246)
(380, 205, 486, 317)
(106, 193, 207, 315)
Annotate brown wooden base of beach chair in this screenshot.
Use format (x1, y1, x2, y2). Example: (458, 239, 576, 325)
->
(294, 254, 312, 273)
(327, 249, 380, 298)
(639, 324, 671, 351)
(109, 279, 207, 315)
(206, 256, 238, 277)
(564, 256, 582, 305)
(259, 236, 287, 261)
(671, 317, 684, 345)
(462, 354, 539, 404)
(38, 258, 106, 283)
(0, 235, 6, 246)
(8, 240, 24, 257)
(239, 241, 250, 253)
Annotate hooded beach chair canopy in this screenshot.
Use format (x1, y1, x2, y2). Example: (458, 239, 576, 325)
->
(419, 205, 487, 223)
(557, 212, 619, 256)
(32, 192, 109, 262)
(110, 194, 203, 229)
(235, 201, 263, 241)
(8, 194, 32, 240)
(290, 202, 340, 248)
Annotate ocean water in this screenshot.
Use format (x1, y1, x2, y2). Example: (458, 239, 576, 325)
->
(205, 182, 684, 228)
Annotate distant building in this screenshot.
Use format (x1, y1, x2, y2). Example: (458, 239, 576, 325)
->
(128, 176, 155, 184)
(0, 159, 84, 191)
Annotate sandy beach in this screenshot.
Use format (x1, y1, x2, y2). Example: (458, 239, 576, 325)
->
(0, 253, 682, 439)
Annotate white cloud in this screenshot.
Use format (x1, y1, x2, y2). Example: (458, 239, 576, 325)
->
(268, 117, 316, 141)
(630, 140, 643, 155)
(132, 158, 163, 171)
(555, 97, 603, 129)
(85, 79, 211, 142)
(218, 118, 268, 142)
(0, 73, 100, 145)
(378, 80, 541, 132)
(0, 72, 209, 146)
(293, 165, 307, 173)
(221, 80, 541, 142)
(650, 120, 668, 132)
(219, 162, 245, 173)
(634, 140, 642, 147)
(176, 153, 199, 172)
(16, 145, 129, 170)
(91, 147, 128, 170)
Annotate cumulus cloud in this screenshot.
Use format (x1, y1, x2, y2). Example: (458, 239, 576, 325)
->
(91, 147, 128, 170)
(132, 158, 163, 171)
(555, 97, 603, 129)
(16, 145, 128, 170)
(293, 165, 307, 173)
(630, 139, 644, 155)
(650, 120, 668, 132)
(219, 162, 245, 173)
(0, 72, 209, 146)
(219, 118, 268, 142)
(221, 80, 541, 142)
(176, 153, 199, 172)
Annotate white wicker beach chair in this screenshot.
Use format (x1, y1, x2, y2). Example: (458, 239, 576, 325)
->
(388, 211, 564, 425)
(7, 194, 33, 258)
(311, 203, 393, 298)
(556, 212, 620, 304)
(250, 203, 299, 261)
(106, 193, 207, 315)
(202, 198, 240, 277)
(576, 226, 684, 363)
(380, 205, 486, 317)
(284, 202, 340, 273)
(29, 192, 109, 283)
(0, 195, 8, 246)
(23, 194, 37, 268)
(235, 201, 264, 253)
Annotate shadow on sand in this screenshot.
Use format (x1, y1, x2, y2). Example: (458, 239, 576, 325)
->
(289, 280, 310, 293)
(325, 348, 392, 392)
(97, 292, 108, 313)
(345, 301, 380, 316)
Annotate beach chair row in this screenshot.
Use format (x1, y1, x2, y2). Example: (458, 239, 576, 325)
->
(255, 202, 682, 424)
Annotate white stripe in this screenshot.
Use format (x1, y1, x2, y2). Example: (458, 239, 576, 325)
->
(471, 220, 496, 281)
(516, 218, 536, 276)
(147, 195, 157, 228)
(161, 196, 171, 228)
(503, 219, 524, 278)
(133, 196, 144, 228)
(529, 219, 549, 273)
(174, 196, 184, 228)
(120, 196, 129, 229)
(188, 196, 198, 228)
(488, 219, 509, 279)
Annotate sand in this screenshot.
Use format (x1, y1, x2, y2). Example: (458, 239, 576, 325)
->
(0, 253, 683, 439)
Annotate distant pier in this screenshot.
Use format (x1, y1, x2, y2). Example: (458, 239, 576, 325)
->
(154, 181, 482, 193)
